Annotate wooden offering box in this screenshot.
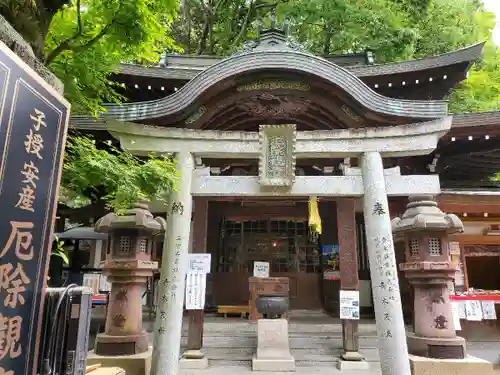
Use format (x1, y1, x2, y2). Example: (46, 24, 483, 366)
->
(249, 276, 290, 321)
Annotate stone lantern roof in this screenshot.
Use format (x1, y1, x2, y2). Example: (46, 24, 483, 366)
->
(391, 195, 464, 234)
(95, 201, 166, 234)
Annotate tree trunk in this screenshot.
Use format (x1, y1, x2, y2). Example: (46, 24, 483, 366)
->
(322, 26, 332, 55)
(197, 18, 210, 55)
(231, 1, 255, 48)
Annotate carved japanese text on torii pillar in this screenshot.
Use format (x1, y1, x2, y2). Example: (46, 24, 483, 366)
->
(258, 124, 297, 187)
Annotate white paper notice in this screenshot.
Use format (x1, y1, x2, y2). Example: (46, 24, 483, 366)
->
(98, 274, 112, 292)
(253, 261, 270, 278)
(481, 301, 497, 320)
(339, 290, 360, 320)
(465, 300, 483, 321)
(457, 302, 467, 319)
(451, 302, 462, 331)
(185, 272, 206, 310)
(187, 253, 211, 273)
(83, 273, 100, 295)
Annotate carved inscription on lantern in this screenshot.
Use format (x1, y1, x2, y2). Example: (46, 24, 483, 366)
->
(258, 124, 296, 187)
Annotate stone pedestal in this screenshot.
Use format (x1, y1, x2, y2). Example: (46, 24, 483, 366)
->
(409, 354, 493, 375)
(407, 332, 466, 360)
(337, 351, 370, 371)
(252, 319, 295, 372)
(95, 328, 149, 356)
(179, 350, 209, 369)
(87, 346, 152, 375)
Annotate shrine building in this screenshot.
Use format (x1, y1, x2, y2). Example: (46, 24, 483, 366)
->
(68, 22, 500, 348)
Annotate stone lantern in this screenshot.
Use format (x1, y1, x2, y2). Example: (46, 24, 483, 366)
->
(391, 195, 465, 359)
(94, 201, 165, 356)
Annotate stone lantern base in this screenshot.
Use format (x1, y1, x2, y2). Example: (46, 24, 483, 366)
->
(409, 354, 493, 375)
(95, 330, 149, 356)
(407, 332, 466, 359)
(87, 346, 153, 375)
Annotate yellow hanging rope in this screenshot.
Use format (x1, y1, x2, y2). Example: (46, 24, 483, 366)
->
(308, 196, 322, 234)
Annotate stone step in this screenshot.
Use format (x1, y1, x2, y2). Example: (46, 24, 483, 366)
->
(179, 346, 381, 362)
(141, 322, 379, 335)
(207, 359, 382, 369)
(207, 360, 341, 368)
(179, 335, 379, 348)
(190, 332, 378, 338)
(178, 332, 358, 338)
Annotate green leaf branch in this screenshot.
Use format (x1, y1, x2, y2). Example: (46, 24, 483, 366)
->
(61, 136, 179, 213)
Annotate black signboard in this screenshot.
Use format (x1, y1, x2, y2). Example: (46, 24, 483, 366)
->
(0, 42, 70, 375)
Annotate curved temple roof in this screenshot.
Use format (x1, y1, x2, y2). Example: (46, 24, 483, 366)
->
(102, 31, 451, 124)
(70, 30, 486, 133)
(116, 42, 484, 81)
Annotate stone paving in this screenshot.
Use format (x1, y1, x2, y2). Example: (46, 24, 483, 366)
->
(89, 308, 500, 374)
(179, 366, 382, 375)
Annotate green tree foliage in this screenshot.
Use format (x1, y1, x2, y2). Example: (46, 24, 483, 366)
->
(278, 0, 417, 61)
(449, 43, 500, 113)
(173, 0, 498, 112)
(2, 0, 499, 215)
(1, 0, 181, 214)
(1, 0, 178, 116)
(412, 0, 494, 57)
(61, 136, 179, 212)
(2, 0, 498, 113)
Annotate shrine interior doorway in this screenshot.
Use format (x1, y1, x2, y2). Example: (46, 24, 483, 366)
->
(203, 199, 379, 316)
(213, 217, 323, 310)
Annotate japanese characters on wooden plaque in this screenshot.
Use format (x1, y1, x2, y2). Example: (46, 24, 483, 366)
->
(0, 41, 70, 375)
(258, 124, 296, 187)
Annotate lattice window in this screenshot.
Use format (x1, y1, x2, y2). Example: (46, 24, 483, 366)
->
(428, 238, 442, 256)
(243, 220, 267, 233)
(139, 238, 148, 253)
(119, 236, 131, 253)
(410, 239, 420, 258)
(218, 219, 320, 273)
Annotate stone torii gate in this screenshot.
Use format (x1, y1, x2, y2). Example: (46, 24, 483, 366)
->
(106, 116, 451, 375)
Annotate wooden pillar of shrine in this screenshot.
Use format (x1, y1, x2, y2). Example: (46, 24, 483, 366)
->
(337, 198, 365, 362)
(182, 197, 209, 362)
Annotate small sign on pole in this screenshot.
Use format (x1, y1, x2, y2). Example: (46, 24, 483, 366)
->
(185, 253, 211, 310)
(339, 290, 360, 320)
(253, 261, 270, 278)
